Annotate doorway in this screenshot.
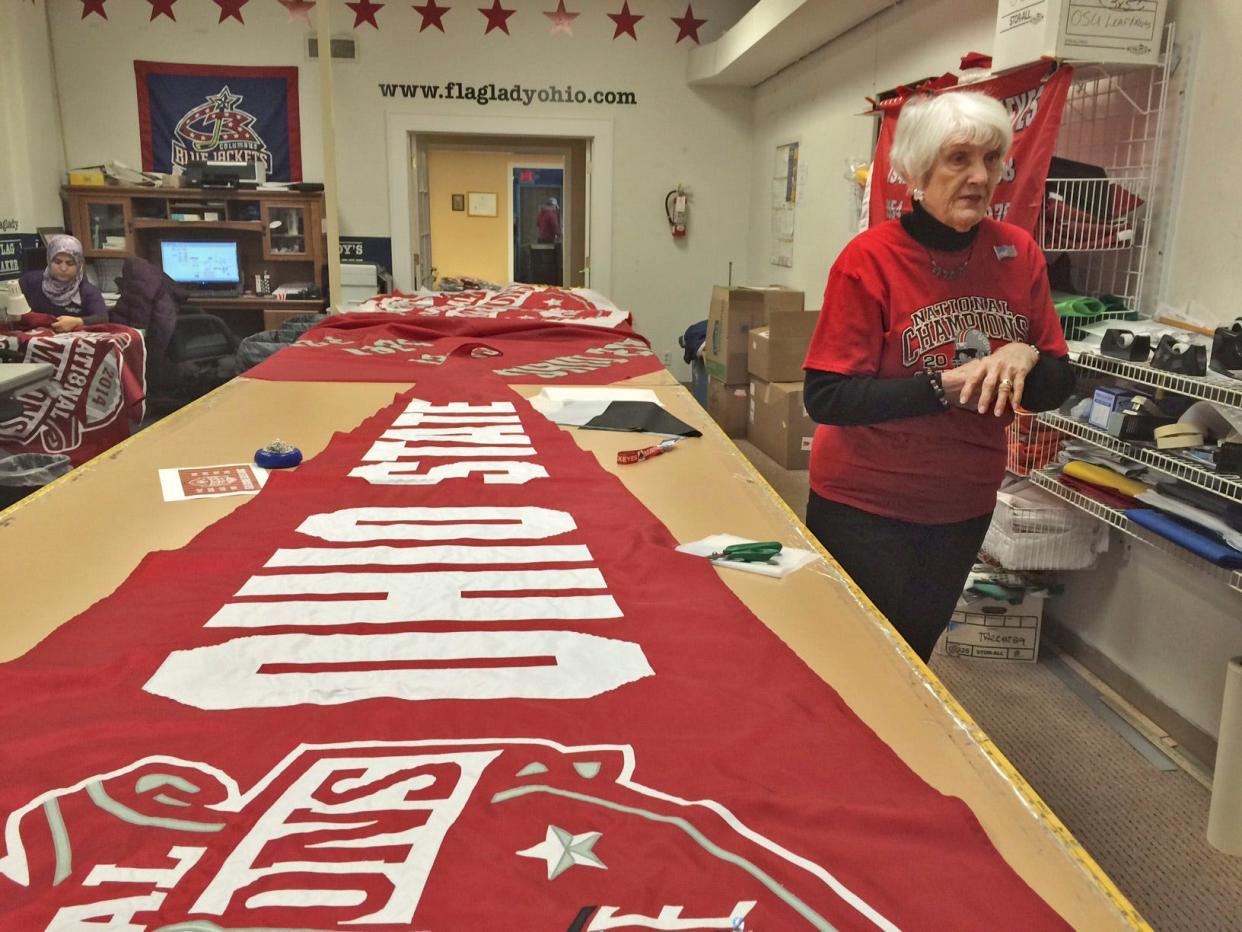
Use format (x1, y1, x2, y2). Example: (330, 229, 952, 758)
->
(512, 167, 564, 285)
(386, 115, 612, 295)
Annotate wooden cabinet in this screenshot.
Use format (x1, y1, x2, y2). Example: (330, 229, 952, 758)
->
(74, 194, 133, 257)
(63, 185, 328, 332)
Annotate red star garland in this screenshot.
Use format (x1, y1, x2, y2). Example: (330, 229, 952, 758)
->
(278, 0, 315, 24)
(147, 0, 176, 20)
(412, 0, 450, 32)
(213, 0, 248, 23)
(543, 0, 577, 37)
(478, 0, 514, 35)
(607, 1, 642, 41)
(80, 0, 108, 19)
(671, 4, 706, 44)
(347, 0, 383, 28)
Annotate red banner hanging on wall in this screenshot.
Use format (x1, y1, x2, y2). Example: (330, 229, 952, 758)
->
(868, 62, 1074, 235)
(0, 359, 1068, 929)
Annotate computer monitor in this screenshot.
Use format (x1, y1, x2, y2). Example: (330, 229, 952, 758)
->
(159, 240, 242, 295)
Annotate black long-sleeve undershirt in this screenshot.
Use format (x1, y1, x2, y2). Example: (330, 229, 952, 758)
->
(804, 354, 1075, 426)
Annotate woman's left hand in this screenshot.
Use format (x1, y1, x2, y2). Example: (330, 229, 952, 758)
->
(51, 316, 84, 334)
(956, 342, 1040, 416)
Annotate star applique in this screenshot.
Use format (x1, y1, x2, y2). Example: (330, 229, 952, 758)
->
(670, 3, 706, 44)
(277, 0, 315, 24)
(412, 0, 450, 32)
(80, 0, 108, 19)
(147, 0, 176, 20)
(347, 0, 384, 28)
(478, 0, 514, 35)
(607, 1, 642, 40)
(517, 825, 606, 880)
(543, 0, 578, 37)
(212, 0, 248, 23)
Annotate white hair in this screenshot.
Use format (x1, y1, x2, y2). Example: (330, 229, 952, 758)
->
(889, 92, 1013, 190)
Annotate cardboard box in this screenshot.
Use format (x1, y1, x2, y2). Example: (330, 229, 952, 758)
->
(938, 594, 1044, 661)
(993, 0, 1167, 72)
(707, 380, 750, 438)
(704, 286, 803, 384)
(710, 380, 745, 437)
(747, 377, 815, 470)
(747, 310, 818, 383)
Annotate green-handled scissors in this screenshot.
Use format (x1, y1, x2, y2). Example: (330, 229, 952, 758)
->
(707, 541, 783, 564)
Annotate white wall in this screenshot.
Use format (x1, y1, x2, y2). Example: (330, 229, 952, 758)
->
(748, 0, 1001, 302)
(1159, 1, 1242, 326)
(747, 0, 1242, 748)
(46, 0, 755, 379)
(0, 1, 67, 234)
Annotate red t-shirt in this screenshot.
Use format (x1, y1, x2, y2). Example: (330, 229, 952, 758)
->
(536, 207, 560, 241)
(803, 217, 1068, 524)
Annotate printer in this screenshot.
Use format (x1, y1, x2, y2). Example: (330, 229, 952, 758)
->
(185, 159, 267, 189)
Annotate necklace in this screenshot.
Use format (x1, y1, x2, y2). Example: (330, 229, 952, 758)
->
(925, 240, 975, 280)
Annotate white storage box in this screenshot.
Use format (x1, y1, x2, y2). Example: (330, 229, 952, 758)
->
(982, 480, 1107, 570)
(340, 263, 379, 304)
(993, 0, 1167, 72)
(939, 594, 1044, 662)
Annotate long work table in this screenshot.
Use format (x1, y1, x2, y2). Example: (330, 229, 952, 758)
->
(0, 369, 1145, 930)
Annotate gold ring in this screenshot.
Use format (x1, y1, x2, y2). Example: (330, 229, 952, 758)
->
(999, 378, 1013, 390)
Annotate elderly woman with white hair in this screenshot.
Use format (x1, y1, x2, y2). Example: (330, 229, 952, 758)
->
(801, 91, 1074, 662)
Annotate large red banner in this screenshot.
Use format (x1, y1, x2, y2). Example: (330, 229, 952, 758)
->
(246, 314, 665, 384)
(0, 324, 146, 465)
(0, 356, 1067, 928)
(869, 63, 1073, 235)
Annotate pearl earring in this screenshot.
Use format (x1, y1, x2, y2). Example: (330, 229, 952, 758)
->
(911, 188, 925, 202)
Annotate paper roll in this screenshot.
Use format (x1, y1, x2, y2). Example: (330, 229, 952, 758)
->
(1208, 657, 1242, 856)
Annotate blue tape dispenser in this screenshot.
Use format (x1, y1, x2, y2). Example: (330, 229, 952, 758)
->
(255, 439, 303, 469)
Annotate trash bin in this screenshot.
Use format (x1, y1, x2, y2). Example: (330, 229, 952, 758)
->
(236, 315, 321, 372)
(0, 452, 72, 508)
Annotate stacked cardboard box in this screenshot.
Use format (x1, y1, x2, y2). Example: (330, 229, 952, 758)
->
(743, 306, 818, 469)
(703, 286, 803, 438)
(748, 378, 816, 470)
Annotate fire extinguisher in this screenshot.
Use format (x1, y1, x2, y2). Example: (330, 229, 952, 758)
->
(665, 185, 688, 238)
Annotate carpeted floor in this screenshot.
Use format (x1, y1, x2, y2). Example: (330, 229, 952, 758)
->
(733, 437, 1242, 931)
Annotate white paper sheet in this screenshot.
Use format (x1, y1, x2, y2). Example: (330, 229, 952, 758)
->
(529, 387, 662, 426)
(158, 464, 269, 502)
(675, 534, 818, 578)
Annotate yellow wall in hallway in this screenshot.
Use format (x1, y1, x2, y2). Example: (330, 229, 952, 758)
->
(427, 149, 562, 285)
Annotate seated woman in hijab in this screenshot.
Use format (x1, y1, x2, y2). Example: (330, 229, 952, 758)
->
(19, 234, 108, 333)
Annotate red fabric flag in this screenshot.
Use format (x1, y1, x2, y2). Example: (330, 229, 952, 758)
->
(0, 324, 145, 465)
(245, 313, 663, 384)
(869, 62, 1073, 236)
(0, 356, 1068, 929)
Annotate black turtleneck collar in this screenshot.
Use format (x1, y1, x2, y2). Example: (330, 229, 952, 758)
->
(900, 199, 979, 253)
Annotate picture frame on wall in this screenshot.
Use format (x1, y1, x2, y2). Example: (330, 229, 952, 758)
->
(451, 194, 465, 212)
(467, 192, 498, 217)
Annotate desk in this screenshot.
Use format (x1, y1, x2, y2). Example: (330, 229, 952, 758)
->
(0, 371, 1140, 929)
(191, 297, 327, 337)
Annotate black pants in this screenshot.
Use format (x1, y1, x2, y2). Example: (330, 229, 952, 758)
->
(805, 491, 992, 662)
